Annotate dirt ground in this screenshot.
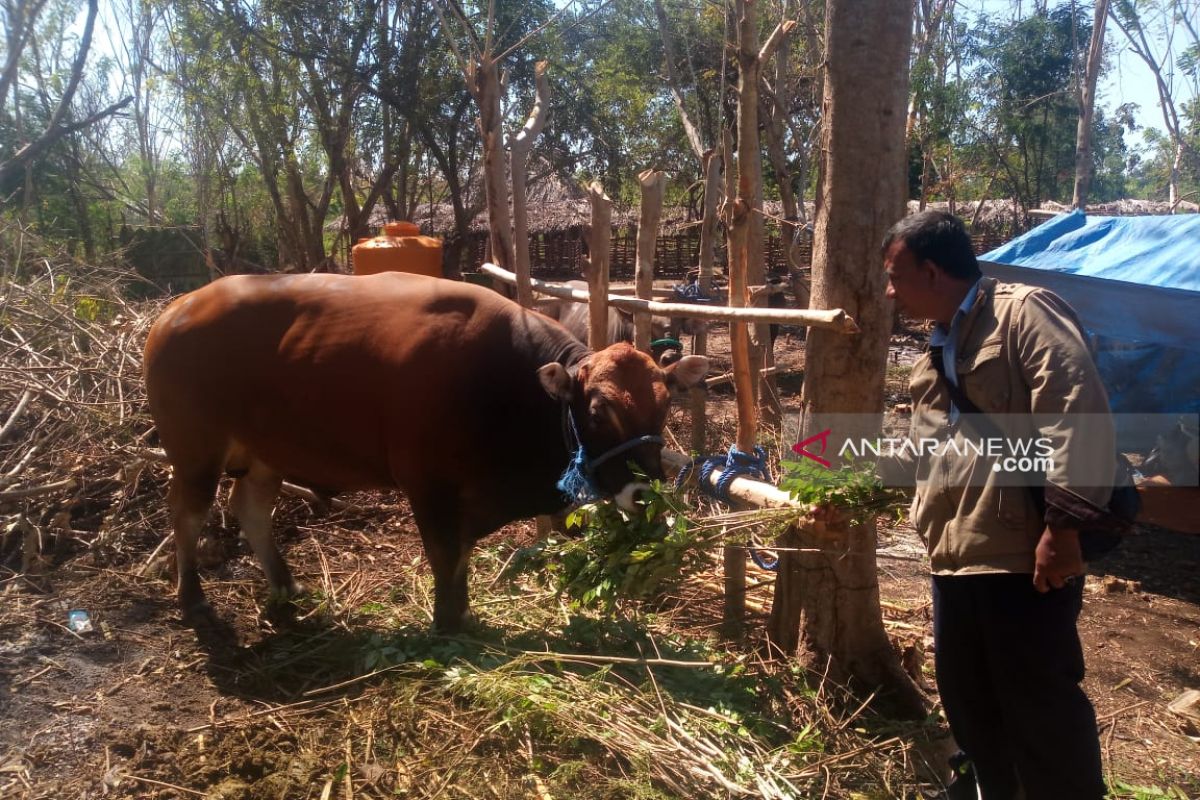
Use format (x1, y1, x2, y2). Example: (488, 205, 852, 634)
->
(1, 325, 1198, 799)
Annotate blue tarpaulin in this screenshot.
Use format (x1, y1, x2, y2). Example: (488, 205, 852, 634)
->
(982, 209, 1200, 292)
(980, 211, 1200, 416)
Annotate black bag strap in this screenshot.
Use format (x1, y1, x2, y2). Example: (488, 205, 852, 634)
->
(925, 326, 1136, 558)
(929, 346, 981, 412)
(928, 345, 1048, 516)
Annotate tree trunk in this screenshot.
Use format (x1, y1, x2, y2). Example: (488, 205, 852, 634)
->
(653, 0, 707, 161)
(721, 4, 795, 635)
(773, 0, 926, 718)
(511, 62, 550, 308)
(733, 3, 793, 424)
(762, 33, 802, 278)
(474, 56, 514, 273)
(720, 127, 751, 637)
(690, 149, 722, 455)
(1072, 0, 1108, 209)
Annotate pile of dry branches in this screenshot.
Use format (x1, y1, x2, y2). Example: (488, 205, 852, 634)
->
(0, 221, 166, 576)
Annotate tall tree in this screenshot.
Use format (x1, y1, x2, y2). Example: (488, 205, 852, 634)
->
(1110, 0, 1200, 207)
(970, 6, 1091, 209)
(771, 0, 926, 716)
(761, 0, 821, 306)
(0, 0, 130, 200)
(1073, 0, 1111, 208)
(109, 0, 171, 223)
(361, 0, 483, 275)
(906, 0, 955, 207)
(436, 0, 559, 277)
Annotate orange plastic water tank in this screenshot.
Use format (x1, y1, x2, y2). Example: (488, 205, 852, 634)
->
(352, 221, 443, 278)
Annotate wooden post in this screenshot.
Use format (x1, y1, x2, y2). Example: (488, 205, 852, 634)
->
(757, 283, 785, 429)
(586, 182, 612, 350)
(634, 169, 665, 354)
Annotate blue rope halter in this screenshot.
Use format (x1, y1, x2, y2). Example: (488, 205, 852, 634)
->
(556, 407, 664, 504)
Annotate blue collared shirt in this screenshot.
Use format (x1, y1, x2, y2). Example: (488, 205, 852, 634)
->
(930, 278, 983, 421)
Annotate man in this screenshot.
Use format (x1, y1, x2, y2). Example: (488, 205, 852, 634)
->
(880, 211, 1112, 799)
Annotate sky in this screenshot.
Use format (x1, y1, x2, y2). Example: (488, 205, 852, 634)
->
(89, 0, 1179, 148)
(961, 0, 1175, 140)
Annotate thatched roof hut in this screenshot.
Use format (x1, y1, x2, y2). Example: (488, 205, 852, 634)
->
(340, 189, 1197, 277)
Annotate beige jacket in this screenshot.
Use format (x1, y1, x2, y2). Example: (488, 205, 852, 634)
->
(888, 278, 1115, 575)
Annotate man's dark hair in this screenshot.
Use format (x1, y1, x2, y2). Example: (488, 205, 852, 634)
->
(882, 210, 982, 280)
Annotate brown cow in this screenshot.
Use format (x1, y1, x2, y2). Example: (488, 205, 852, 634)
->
(143, 272, 708, 632)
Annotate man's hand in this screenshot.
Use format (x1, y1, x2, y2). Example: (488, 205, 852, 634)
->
(1033, 526, 1083, 592)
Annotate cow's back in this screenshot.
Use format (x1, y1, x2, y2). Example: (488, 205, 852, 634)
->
(144, 273, 583, 507)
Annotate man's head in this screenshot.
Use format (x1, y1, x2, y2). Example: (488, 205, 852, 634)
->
(882, 211, 982, 324)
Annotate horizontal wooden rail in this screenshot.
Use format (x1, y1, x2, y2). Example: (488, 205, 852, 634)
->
(481, 263, 859, 333)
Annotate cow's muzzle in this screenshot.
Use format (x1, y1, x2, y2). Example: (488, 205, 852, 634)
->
(556, 409, 663, 505)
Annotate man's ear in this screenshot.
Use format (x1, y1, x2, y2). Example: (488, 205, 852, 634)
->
(537, 362, 573, 400)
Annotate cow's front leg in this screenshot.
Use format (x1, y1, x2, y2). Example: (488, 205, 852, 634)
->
(412, 501, 473, 633)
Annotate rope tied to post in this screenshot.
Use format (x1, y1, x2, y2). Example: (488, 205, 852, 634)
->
(676, 445, 779, 570)
(672, 282, 714, 304)
(675, 445, 771, 501)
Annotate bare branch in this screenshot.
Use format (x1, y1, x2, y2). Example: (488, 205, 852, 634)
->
(0, 96, 133, 192)
(758, 20, 797, 65)
(653, 0, 707, 160)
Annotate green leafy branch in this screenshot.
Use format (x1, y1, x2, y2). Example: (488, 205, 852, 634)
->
(778, 458, 907, 526)
(505, 480, 713, 613)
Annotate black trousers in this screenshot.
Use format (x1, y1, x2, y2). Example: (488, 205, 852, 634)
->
(932, 573, 1106, 800)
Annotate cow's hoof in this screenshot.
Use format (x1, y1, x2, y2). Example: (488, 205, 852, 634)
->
(266, 584, 300, 606)
(180, 600, 216, 627)
(432, 609, 476, 636)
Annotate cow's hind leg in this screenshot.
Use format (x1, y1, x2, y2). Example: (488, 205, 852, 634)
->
(168, 467, 220, 620)
(229, 460, 299, 605)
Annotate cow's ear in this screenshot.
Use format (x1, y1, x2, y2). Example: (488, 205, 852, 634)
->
(537, 362, 573, 400)
(663, 355, 709, 390)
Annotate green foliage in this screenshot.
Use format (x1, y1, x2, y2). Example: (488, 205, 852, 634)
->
(967, 5, 1092, 206)
(72, 296, 116, 323)
(1107, 780, 1193, 800)
(778, 458, 906, 526)
(505, 481, 711, 613)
